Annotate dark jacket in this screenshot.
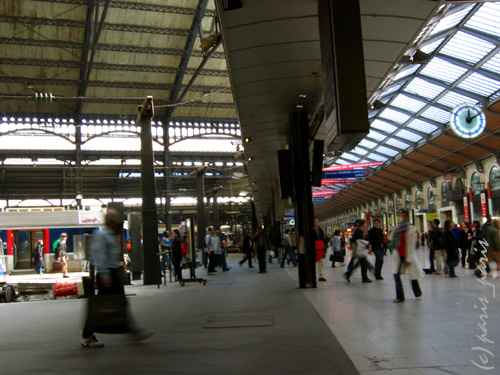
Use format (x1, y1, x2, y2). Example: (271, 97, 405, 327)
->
(445, 229, 459, 261)
(429, 227, 445, 250)
(33, 244, 44, 267)
(171, 236, 182, 259)
(459, 229, 471, 252)
(368, 227, 383, 251)
(312, 227, 328, 249)
(243, 235, 253, 253)
(55, 241, 67, 259)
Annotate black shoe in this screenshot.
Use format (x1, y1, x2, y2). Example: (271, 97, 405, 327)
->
(223, 267, 231, 271)
(343, 272, 350, 283)
(332, 265, 337, 268)
(362, 279, 373, 283)
(249, 266, 254, 268)
(258, 271, 265, 274)
(376, 276, 384, 280)
(318, 277, 327, 281)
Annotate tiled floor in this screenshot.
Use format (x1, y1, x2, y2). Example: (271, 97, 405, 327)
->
(290, 248, 500, 375)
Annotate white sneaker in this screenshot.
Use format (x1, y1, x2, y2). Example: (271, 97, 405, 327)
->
(492, 271, 497, 279)
(81, 335, 104, 348)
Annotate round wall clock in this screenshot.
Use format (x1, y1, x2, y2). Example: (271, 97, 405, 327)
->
(449, 103, 486, 139)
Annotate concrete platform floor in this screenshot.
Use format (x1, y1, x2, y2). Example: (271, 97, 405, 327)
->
(1, 250, 499, 375)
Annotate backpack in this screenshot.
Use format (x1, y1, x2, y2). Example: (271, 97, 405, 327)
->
(435, 228, 446, 249)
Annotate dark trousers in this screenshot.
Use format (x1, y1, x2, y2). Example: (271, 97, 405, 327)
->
(461, 246, 469, 267)
(447, 259, 458, 277)
(208, 252, 217, 272)
(173, 255, 183, 281)
(203, 251, 208, 268)
(82, 268, 133, 338)
(373, 249, 384, 278)
(346, 255, 368, 280)
(239, 251, 253, 267)
(257, 245, 266, 271)
(394, 256, 422, 301)
(429, 249, 435, 271)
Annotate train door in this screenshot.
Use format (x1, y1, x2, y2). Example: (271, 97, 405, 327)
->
(13, 230, 44, 270)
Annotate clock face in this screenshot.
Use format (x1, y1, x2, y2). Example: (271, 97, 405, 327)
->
(449, 103, 486, 139)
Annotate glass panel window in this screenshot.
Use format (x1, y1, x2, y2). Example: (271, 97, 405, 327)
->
(376, 146, 400, 157)
(441, 182, 447, 202)
(396, 196, 401, 211)
(465, 2, 500, 38)
(407, 119, 439, 134)
(385, 138, 411, 150)
(429, 6, 473, 37)
(489, 165, 500, 191)
(440, 31, 495, 64)
(405, 194, 411, 210)
(482, 52, 500, 75)
(428, 188, 435, 206)
(367, 130, 387, 142)
(420, 106, 451, 123)
(395, 129, 423, 143)
(471, 172, 482, 195)
(404, 77, 446, 100)
(415, 190, 422, 207)
(390, 94, 427, 113)
(437, 91, 478, 108)
(458, 72, 500, 97)
(420, 57, 468, 84)
(379, 108, 411, 124)
(371, 120, 398, 133)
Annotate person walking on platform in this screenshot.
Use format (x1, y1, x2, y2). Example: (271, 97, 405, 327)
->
(280, 229, 297, 268)
(484, 219, 500, 278)
(312, 218, 328, 282)
(171, 229, 184, 283)
(330, 230, 342, 268)
(390, 210, 423, 303)
(460, 222, 472, 268)
(81, 209, 154, 348)
(214, 230, 231, 271)
(205, 227, 217, 273)
(369, 218, 385, 280)
(55, 233, 70, 278)
(444, 220, 460, 278)
(239, 231, 254, 267)
(344, 220, 372, 283)
(33, 239, 44, 275)
(254, 227, 267, 274)
(429, 219, 446, 275)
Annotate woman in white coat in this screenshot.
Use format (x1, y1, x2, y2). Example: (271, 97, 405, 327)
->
(389, 210, 424, 303)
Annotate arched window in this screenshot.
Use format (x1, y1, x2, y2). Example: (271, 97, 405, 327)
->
(380, 200, 385, 215)
(441, 182, 447, 202)
(471, 172, 482, 195)
(396, 196, 402, 211)
(405, 194, 411, 210)
(415, 190, 422, 208)
(455, 178, 463, 190)
(374, 202, 379, 216)
(428, 187, 435, 206)
(490, 165, 500, 191)
(388, 199, 393, 213)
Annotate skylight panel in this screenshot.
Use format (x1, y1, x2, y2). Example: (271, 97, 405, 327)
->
(367, 130, 386, 142)
(367, 153, 389, 162)
(440, 31, 495, 64)
(404, 77, 446, 100)
(482, 51, 500, 75)
(458, 72, 500, 97)
(385, 138, 411, 150)
(465, 2, 500, 38)
(351, 147, 369, 157)
(376, 146, 400, 157)
(390, 94, 427, 113)
(420, 37, 446, 55)
(379, 108, 411, 124)
(358, 139, 377, 150)
(437, 91, 478, 108)
(339, 153, 360, 162)
(420, 106, 451, 123)
(420, 57, 468, 84)
(429, 5, 473, 37)
(371, 120, 398, 133)
(392, 65, 420, 82)
(379, 84, 402, 99)
(407, 119, 439, 133)
(395, 129, 424, 143)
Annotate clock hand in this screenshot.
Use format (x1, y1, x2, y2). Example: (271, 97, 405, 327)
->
(468, 112, 482, 121)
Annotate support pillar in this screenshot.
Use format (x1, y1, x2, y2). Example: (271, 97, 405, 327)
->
(163, 121, 172, 231)
(193, 166, 208, 251)
(138, 96, 159, 285)
(213, 190, 220, 231)
(290, 112, 316, 288)
(128, 213, 143, 281)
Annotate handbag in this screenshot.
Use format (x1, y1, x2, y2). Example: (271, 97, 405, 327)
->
(333, 252, 344, 263)
(86, 294, 129, 334)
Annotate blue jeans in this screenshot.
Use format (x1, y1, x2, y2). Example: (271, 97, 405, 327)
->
(280, 246, 297, 267)
(373, 249, 384, 278)
(447, 259, 458, 277)
(217, 254, 230, 270)
(35, 266, 43, 274)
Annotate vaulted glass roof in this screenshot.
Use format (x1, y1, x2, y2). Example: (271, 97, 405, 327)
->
(325, 2, 500, 186)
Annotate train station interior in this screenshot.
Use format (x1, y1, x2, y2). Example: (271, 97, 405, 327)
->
(1, 1, 500, 374)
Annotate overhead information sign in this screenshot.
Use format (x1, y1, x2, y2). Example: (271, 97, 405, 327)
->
(323, 161, 384, 171)
(323, 169, 366, 179)
(322, 178, 356, 185)
(314, 197, 326, 203)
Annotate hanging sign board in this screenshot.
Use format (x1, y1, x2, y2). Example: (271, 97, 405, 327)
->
(322, 178, 356, 185)
(314, 197, 326, 203)
(323, 169, 366, 179)
(480, 193, 488, 218)
(464, 196, 470, 222)
(323, 161, 384, 171)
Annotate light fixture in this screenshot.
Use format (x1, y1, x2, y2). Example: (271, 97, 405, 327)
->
(247, 156, 256, 162)
(371, 100, 386, 110)
(296, 104, 304, 109)
(244, 136, 254, 143)
(299, 94, 307, 98)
